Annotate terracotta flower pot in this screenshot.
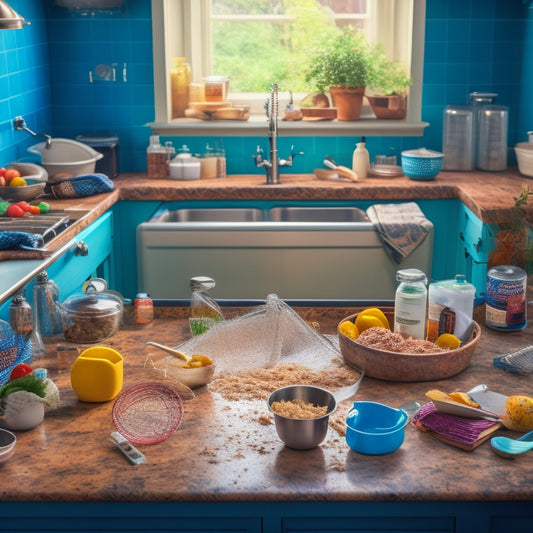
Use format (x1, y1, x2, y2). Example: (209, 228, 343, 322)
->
(367, 94, 407, 119)
(329, 86, 365, 121)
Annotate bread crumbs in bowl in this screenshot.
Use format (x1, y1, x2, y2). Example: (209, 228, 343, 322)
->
(338, 308, 481, 382)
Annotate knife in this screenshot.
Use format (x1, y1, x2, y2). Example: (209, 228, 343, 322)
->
(467, 384, 508, 417)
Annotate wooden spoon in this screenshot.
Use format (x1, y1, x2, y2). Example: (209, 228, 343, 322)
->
(146, 341, 189, 362)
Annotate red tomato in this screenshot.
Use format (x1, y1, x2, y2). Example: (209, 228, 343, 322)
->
(6, 204, 25, 217)
(15, 201, 31, 212)
(10, 363, 33, 380)
(4, 168, 21, 181)
(0, 167, 6, 178)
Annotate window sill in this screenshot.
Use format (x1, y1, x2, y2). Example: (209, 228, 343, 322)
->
(150, 115, 429, 137)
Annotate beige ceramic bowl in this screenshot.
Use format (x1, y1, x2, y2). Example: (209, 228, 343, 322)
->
(338, 308, 481, 382)
(0, 182, 46, 202)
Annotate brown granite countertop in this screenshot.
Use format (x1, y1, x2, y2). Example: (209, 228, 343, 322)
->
(1, 304, 531, 503)
(2, 168, 531, 264)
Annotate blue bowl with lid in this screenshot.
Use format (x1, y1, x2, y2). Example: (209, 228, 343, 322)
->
(401, 148, 444, 180)
(345, 401, 409, 455)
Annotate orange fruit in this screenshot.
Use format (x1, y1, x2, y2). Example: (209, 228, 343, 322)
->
(9, 176, 27, 187)
(434, 333, 461, 349)
(339, 320, 359, 340)
(358, 307, 390, 329)
(355, 313, 385, 333)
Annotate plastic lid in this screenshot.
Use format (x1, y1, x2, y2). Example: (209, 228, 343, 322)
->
(396, 268, 427, 284)
(62, 291, 122, 318)
(190, 276, 216, 292)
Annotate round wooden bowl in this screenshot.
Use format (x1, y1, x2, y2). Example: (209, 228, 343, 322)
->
(338, 308, 481, 382)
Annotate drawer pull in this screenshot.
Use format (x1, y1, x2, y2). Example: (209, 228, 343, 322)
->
(74, 241, 88, 256)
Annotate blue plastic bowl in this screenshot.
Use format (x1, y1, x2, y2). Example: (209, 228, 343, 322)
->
(345, 401, 408, 455)
(401, 148, 444, 180)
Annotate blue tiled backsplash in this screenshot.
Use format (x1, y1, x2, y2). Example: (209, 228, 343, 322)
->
(0, 0, 531, 174)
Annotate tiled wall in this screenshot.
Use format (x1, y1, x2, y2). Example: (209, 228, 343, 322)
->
(0, 0, 530, 174)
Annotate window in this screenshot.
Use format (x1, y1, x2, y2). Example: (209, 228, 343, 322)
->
(151, 0, 426, 136)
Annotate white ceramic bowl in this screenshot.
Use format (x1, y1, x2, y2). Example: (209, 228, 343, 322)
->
(514, 142, 533, 177)
(27, 138, 103, 177)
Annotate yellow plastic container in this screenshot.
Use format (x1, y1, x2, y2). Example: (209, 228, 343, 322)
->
(70, 346, 124, 403)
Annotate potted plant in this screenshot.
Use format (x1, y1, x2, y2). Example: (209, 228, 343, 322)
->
(366, 44, 413, 119)
(306, 27, 372, 121)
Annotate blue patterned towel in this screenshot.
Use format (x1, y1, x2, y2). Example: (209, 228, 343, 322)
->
(49, 173, 114, 199)
(0, 231, 44, 251)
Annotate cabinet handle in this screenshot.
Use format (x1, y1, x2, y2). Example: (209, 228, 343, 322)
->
(74, 241, 88, 256)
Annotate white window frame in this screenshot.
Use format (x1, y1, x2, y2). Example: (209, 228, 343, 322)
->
(150, 0, 428, 137)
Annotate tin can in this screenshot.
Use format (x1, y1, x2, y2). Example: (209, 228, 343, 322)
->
(485, 265, 527, 331)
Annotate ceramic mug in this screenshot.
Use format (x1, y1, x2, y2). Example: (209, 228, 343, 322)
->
(70, 346, 123, 402)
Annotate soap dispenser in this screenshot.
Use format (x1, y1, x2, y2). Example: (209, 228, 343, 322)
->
(352, 136, 370, 179)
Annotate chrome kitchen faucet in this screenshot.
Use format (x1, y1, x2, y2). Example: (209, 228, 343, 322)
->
(13, 115, 52, 149)
(253, 83, 303, 184)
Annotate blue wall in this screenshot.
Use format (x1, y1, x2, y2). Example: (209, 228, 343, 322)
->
(0, 0, 531, 174)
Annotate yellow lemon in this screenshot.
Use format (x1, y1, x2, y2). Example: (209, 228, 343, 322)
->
(355, 313, 386, 333)
(9, 176, 27, 187)
(358, 307, 390, 329)
(434, 333, 461, 349)
(339, 320, 359, 340)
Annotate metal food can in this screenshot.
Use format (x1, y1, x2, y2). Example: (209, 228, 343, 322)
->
(486, 265, 527, 331)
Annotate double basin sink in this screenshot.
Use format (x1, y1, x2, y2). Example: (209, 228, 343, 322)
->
(151, 206, 369, 224)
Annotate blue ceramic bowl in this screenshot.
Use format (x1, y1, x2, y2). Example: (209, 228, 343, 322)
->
(401, 148, 444, 180)
(345, 401, 408, 455)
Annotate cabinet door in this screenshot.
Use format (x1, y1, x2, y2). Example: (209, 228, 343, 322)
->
(47, 211, 114, 298)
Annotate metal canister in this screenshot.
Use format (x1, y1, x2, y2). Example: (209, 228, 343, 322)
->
(486, 265, 527, 331)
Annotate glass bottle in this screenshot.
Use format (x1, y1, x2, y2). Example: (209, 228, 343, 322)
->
(170, 57, 191, 119)
(352, 136, 370, 179)
(135, 293, 153, 324)
(189, 276, 224, 336)
(147, 135, 169, 178)
(394, 268, 428, 340)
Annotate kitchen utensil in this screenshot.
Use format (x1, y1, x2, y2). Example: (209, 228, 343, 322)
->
(267, 385, 337, 450)
(0, 428, 16, 463)
(491, 430, 533, 459)
(146, 341, 189, 362)
(493, 344, 533, 374)
(476, 105, 508, 171)
(112, 382, 184, 445)
(442, 105, 475, 171)
(110, 431, 146, 465)
(467, 384, 508, 416)
(368, 164, 403, 177)
(70, 346, 124, 403)
(401, 148, 444, 180)
(345, 401, 409, 455)
(338, 308, 481, 381)
(322, 158, 358, 181)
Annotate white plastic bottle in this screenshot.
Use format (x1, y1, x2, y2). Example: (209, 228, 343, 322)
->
(394, 268, 428, 339)
(352, 136, 370, 179)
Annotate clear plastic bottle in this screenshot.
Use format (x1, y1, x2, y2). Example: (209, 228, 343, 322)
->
(189, 276, 224, 336)
(33, 271, 62, 337)
(170, 57, 191, 118)
(394, 268, 428, 340)
(352, 136, 370, 179)
(147, 135, 169, 178)
(427, 274, 475, 342)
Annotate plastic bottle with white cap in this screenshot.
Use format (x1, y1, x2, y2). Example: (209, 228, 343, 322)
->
(352, 136, 370, 178)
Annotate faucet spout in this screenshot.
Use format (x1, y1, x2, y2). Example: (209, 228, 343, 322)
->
(253, 84, 303, 184)
(13, 116, 52, 149)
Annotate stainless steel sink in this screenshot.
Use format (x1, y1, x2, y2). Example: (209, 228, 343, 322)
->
(268, 207, 368, 223)
(152, 208, 264, 223)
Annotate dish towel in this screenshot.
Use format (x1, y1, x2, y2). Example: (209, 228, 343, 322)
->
(366, 202, 433, 264)
(47, 174, 114, 199)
